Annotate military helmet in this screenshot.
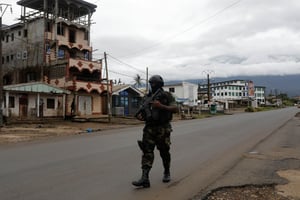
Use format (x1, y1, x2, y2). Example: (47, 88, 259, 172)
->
(149, 75, 164, 87)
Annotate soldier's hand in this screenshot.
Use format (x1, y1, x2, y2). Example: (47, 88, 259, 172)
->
(151, 100, 163, 109)
(136, 113, 145, 121)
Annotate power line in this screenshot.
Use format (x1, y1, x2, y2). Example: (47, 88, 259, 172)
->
(120, 0, 243, 58)
(107, 54, 146, 75)
(93, 0, 101, 4)
(108, 69, 136, 79)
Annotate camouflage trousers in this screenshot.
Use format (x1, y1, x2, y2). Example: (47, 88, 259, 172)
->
(141, 123, 173, 170)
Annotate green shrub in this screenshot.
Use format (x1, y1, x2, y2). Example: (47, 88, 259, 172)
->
(245, 107, 255, 112)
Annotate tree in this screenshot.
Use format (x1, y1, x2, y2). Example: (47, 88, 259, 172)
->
(133, 74, 143, 88)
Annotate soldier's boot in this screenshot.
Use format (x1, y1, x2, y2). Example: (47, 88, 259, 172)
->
(162, 168, 171, 183)
(132, 169, 150, 188)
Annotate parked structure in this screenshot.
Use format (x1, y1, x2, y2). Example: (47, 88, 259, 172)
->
(198, 79, 266, 108)
(1, 0, 111, 119)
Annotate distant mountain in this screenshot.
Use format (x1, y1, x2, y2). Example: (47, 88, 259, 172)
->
(167, 74, 300, 97)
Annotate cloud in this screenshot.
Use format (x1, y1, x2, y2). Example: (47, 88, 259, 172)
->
(86, 0, 300, 83)
(5, 0, 300, 83)
(210, 55, 247, 64)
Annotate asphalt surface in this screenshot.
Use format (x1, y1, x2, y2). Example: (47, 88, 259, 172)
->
(191, 110, 300, 200)
(1, 109, 300, 199)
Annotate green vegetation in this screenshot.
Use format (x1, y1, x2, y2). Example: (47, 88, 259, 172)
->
(245, 106, 278, 112)
(267, 92, 298, 107)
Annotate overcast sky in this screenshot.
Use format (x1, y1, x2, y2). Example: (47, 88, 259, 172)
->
(3, 0, 300, 84)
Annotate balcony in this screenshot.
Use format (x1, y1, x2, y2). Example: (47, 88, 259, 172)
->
(50, 78, 110, 94)
(45, 32, 92, 51)
(69, 58, 101, 73)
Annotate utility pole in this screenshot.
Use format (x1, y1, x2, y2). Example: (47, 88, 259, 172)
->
(104, 52, 111, 122)
(0, 3, 13, 127)
(202, 70, 214, 104)
(146, 67, 148, 93)
(207, 73, 210, 102)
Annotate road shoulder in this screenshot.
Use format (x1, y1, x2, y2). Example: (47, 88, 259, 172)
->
(191, 113, 300, 200)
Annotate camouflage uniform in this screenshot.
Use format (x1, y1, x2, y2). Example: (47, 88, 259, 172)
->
(141, 123, 172, 170)
(141, 91, 175, 171)
(132, 75, 176, 188)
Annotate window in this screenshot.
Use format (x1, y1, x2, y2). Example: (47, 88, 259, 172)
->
(26, 72, 36, 82)
(120, 96, 128, 107)
(169, 88, 175, 93)
(10, 55, 14, 61)
(69, 29, 76, 43)
(57, 24, 64, 35)
(11, 33, 14, 41)
(47, 98, 55, 109)
(120, 91, 128, 107)
(46, 21, 52, 32)
(49, 65, 65, 79)
(45, 43, 51, 54)
(23, 51, 28, 59)
(24, 29, 28, 37)
(6, 56, 9, 63)
(16, 52, 21, 59)
(58, 49, 65, 59)
(9, 96, 15, 108)
(131, 97, 139, 107)
(113, 97, 120, 107)
(84, 51, 89, 60)
(18, 30, 21, 36)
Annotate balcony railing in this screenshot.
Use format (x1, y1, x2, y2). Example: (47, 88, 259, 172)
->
(69, 58, 102, 73)
(45, 32, 92, 51)
(50, 78, 109, 94)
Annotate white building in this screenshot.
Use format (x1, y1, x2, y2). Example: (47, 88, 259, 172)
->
(199, 79, 266, 108)
(254, 86, 266, 105)
(163, 82, 198, 106)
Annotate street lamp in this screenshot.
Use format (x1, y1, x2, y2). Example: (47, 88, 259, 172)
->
(0, 3, 13, 126)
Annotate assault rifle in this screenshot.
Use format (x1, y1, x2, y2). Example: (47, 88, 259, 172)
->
(135, 88, 163, 121)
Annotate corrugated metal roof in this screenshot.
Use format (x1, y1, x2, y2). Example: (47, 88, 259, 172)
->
(112, 84, 144, 97)
(4, 82, 71, 94)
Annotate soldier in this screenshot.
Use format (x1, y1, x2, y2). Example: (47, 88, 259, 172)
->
(132, 75, 178, 188)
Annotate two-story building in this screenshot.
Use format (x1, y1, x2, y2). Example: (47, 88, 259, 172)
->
(1, 0, 111, 119)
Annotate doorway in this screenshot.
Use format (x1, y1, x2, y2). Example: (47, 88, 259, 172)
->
(78, 96, 92, 115)
(19, 94, 28, 118)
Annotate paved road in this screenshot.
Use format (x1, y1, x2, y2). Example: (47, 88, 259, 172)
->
(0, 107, 298, 200)
(192, 109, 300, 199)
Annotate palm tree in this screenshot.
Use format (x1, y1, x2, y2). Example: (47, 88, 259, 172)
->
(133, 74, 143, 88)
